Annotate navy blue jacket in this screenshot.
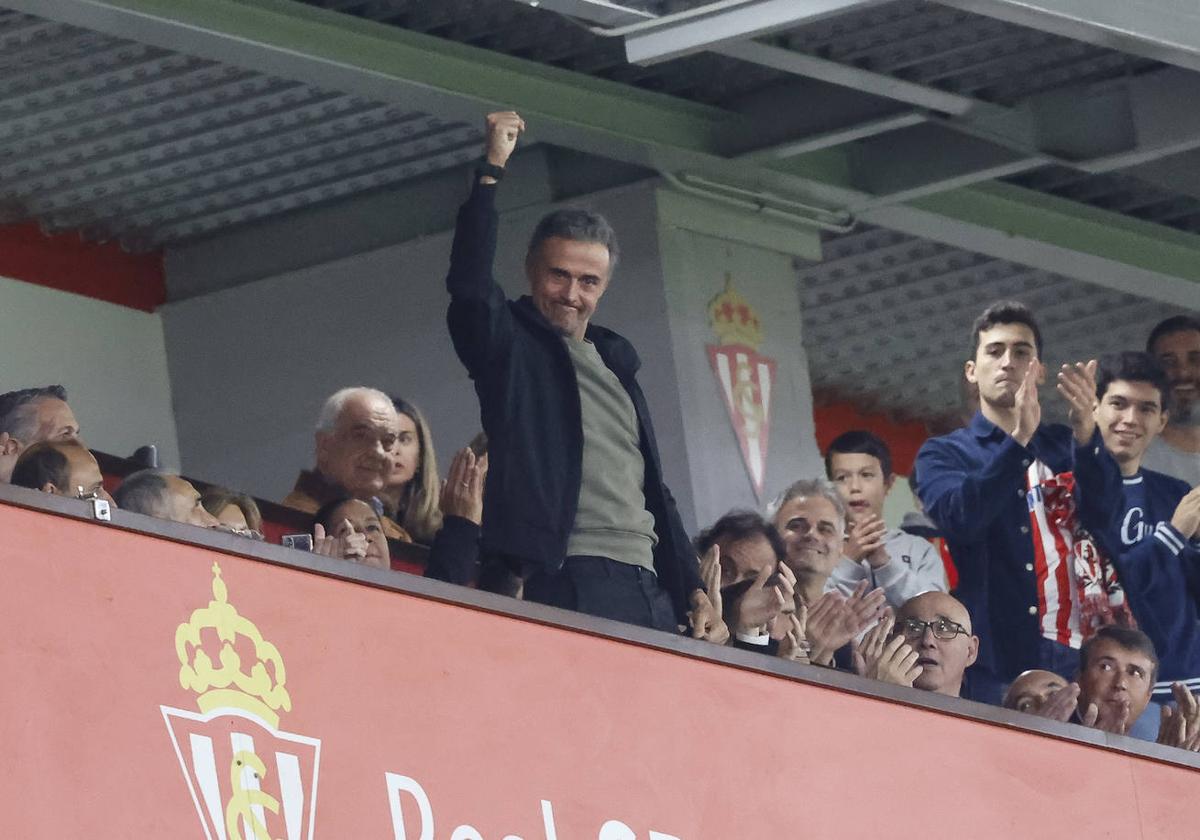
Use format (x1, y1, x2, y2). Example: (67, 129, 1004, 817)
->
(916, 412, 1119, 683)
(444, 181, 703, 622)
(1079, 462, 1200, 698)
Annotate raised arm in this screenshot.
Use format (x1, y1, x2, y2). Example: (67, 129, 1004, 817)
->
(445, 111, 526, 376)
(1057, 360, 1124, 538)
(424, 447, 486, 585)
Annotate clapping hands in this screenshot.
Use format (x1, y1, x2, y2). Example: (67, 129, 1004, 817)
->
(852, 610, 922, 687)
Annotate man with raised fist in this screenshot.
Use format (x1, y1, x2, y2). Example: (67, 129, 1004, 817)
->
(442, 111, 722, 640)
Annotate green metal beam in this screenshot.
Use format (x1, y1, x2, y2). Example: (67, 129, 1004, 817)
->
(33, 0, 730, 153)
(23, 0, 1200, 298)
(23, 0, 863, 210)
(911, 181, 1200, 285)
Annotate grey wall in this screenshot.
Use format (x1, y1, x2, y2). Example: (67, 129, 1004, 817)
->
(160, 180, 699, 528)
(656, 202, 824, 528)
(163, 151, 556, 300)
(161, 177, 826, 535)
(0, 274, 181, 468)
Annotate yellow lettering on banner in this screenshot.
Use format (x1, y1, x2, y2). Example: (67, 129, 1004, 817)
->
(225, 750, 281, 840)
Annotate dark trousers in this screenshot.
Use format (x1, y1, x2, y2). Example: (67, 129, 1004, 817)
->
(523, 555, 678, 633)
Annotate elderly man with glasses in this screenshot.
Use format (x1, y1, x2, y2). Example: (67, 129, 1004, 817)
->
(893, 591, 980, 698)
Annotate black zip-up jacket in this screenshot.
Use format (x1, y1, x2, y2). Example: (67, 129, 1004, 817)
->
(445, 181, 703, 623)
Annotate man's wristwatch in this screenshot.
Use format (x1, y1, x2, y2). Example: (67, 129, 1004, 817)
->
(476, 162, 505, 182)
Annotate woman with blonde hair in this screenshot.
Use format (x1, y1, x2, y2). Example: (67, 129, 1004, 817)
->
(379, 396, 442, 545)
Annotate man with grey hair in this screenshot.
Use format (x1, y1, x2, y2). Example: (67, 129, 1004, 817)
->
(282, 386, 409, 541)
(442, 110, 722, 639)
(0, 385, 81, 483)
(768, 478, 885, 667)
(114, 469, 219, 528)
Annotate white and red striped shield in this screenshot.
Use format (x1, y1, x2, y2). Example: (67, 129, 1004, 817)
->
(707, 343, 776, 500)
(162, 706, 320, 840)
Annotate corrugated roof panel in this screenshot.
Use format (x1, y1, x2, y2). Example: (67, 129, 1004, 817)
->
(800, 225, 1185, 421)
(1007, 166, 1200, 235)
(776, 0, 1159, 105)
(0, 8, 481, 249)
(0, 0, 1196, 262)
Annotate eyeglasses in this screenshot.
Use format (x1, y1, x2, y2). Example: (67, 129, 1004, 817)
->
(898, 617, 969, 640)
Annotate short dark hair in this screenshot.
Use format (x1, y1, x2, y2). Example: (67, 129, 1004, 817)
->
(313, 495, 380, 533)
(969, 301, 1042, 359)
(0, 385, 68, 440)
(526, 207, 619, 270)
(825, 429, 893, 479)
(1079, 625, 1159, 684)
(694, 510, 785, 562)
(114, 469, 170, 517)
(10, 441, 71, 492)
(1095, 352, 1171, 413)
(1146, 314, 1200, 355)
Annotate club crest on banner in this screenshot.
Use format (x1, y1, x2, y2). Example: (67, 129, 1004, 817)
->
(162, 562, 320, 840)
(707, 276, 776, 500)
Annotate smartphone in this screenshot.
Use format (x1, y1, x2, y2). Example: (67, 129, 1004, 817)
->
(282, 533, 313, 552)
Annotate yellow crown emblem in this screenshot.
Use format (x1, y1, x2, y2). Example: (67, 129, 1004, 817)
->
(708, 274, 762, 350)
(175, 562, 292, 728)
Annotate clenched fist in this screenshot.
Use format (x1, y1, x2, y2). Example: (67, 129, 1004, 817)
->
(484, 111, 525, 170)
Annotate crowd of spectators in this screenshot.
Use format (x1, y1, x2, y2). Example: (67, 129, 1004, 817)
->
(2, 109, 1199, 756)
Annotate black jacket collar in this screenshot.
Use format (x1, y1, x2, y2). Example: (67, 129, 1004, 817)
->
(512, 296, 641, 378)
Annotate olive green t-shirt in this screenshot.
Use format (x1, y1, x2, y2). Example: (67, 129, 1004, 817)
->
(563, 336, 657, 571)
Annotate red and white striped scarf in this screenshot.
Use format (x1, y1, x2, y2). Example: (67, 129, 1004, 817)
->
(1027, 463, 1135, 647)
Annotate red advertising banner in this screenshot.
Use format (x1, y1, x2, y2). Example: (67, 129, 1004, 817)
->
(3, 501, 1200, 838)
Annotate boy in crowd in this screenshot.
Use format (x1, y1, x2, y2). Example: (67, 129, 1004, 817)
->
(1076, 352, 1200, 706)
(825, 430, 946, 607)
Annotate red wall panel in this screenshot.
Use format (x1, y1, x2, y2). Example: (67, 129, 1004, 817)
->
(0, 221, 165, 311)
(2, 501, 1197, 838)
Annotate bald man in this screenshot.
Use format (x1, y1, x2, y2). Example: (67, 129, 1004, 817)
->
(895, 591, 980, 697)
(1003, 628, 1159, 737)
(1003, 669, 1069, 715)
